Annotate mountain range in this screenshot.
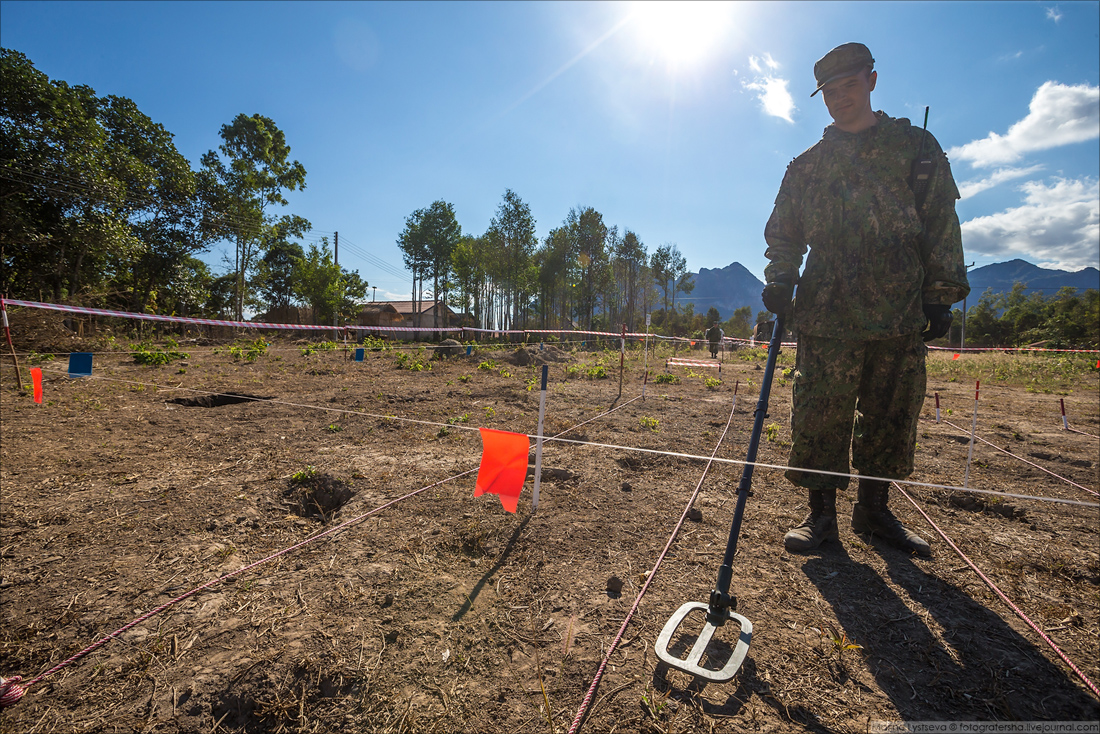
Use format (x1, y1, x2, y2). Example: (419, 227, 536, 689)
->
(685, 259, 1099, 321)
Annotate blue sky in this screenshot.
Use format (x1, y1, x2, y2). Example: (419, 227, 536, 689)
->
(2, 1, 1098, 300)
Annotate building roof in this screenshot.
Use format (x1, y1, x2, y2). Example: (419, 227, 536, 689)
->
(377, 301, 455, 316)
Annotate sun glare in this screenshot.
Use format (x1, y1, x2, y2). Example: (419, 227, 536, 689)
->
(627, 1, 735, 68)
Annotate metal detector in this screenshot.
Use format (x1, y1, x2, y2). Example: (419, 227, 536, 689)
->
(654, 315, 786, 682)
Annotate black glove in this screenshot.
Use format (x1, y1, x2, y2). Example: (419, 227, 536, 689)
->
(922, 304, 952, 342)
(762, 280, 795, 315)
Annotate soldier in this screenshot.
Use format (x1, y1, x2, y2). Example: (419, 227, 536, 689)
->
(761, 43, 970, 556)
(706, 321, 724, 358)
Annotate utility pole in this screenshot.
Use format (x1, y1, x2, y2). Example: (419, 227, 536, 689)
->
(372, 286, 377, 302)
(333, 231, 339, 329)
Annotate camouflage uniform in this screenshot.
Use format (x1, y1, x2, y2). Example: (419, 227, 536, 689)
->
(764, 111, 970, 489)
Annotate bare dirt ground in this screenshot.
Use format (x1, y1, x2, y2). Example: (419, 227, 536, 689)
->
(1, 308, 1098, 734)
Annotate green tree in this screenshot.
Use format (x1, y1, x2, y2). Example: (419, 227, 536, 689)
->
(725, 305, 753, 338)
(651, 244, 674, 315)
(294, 239, 343, 324)
(567, 206, 609, 329)
(200, 113, 307, 320)
(256, 239, 304, 314)
(488, 189, 537, 329)
(398, 200, 461, 329)
(1, 49, 213, 309)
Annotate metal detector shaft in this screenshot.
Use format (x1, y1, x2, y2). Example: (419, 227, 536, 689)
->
(707, 314, 785, 624)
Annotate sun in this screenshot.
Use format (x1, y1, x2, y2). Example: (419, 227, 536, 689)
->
(627, 1, 736, 68)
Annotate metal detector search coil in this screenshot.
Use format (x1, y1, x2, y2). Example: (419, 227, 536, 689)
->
(655, 603, 752, 682)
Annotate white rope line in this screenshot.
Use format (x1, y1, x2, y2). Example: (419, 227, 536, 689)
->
(28, 365, 1099, 509)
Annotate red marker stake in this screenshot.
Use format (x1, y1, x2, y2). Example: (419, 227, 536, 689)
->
(31, 367, 42, 404)
(1060, 398, 1069, 431)
(964, 380, 979, 488)
(934, 392, 941, 423)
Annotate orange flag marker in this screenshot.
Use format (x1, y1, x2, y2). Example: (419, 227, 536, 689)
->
(474, 428, 529, 513)
(952, 353, 961, 360)
(30, 367, 43, 404)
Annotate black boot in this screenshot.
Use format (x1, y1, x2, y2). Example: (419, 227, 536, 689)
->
(784, 489, 838, 552)
(852, 479, 931, 556)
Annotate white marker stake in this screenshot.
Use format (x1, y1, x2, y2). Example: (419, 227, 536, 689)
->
(934, 392, 941, 423)
(642, 313, 651, 391)
(532, 364, 549, 512)
(963, 380, 979, 488)
(1060, 398, 1069, 431)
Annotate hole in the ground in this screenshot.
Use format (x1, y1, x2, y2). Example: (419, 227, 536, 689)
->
(284, 474, 356, 521)
(167, 392, 273, 408)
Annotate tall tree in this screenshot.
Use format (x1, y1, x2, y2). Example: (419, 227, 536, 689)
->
(1, 49, 214, 307)
(488, 189, 537, 329)
(398, 200, 461, 329)
(292, 238, 364, 325)
(566, 206, 609, 329)
(615, 229, 648, 331)
(651, 244, 674, 315)
(200, 113, 307, 320)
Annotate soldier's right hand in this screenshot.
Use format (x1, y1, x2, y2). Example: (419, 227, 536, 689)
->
(762, 280, 794, 315)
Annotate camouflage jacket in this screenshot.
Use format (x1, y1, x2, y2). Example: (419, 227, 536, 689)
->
(763, 111, 970, 339)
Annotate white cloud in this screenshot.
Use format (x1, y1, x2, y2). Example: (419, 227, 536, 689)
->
(748, 53, 780, 73)
(960, 177, 1100, 270)
(957, 165, 1045, 199)
(744, 54, 794, 123)
(1045, 5, 1063, 22)
(948, 82, 1099, 167)
(744, 76, 795, 123)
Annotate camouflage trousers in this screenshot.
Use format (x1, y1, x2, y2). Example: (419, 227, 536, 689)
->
(785, 333, 926, 491)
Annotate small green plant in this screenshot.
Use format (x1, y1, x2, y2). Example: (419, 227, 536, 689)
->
(525, 376, 538, 391)
(764, 423, 781, 442)
(447, 413, 470, 425)
(565, 363, 582, 378)
(130, 341, 188, 365)
(27, 352, 55, 364)
(325, 424, 342, 433)
(704, 376, 721, 389)
(300, 340, 341, 356)
(459, 374, 472, 383)
(362, 334, 388, 351)
(395, 352, 432, 371)
(653, 373, 679, 385)
(483, 406, 495, 419)
(437, 426, 450, 438)
(586, 364, 608, 379)
(815, 622, 863, 655)
(499, 367, 512, 378)
(291, 466, 318, 483)
(782, 367, 794, 378)
(478, 360, 497, 371)
(229, 338, 269, 362)
(640, 416, 659, 431)
(640, 686, 670, 719)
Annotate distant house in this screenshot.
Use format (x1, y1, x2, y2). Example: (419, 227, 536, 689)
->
(255, 305, 315, 325)
(356, 303, 402, 328)
(370, 300, 459, 339)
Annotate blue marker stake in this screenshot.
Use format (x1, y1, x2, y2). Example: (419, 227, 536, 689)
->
(532, 364, 549, 512)
(68, 352, 93, 377)
(355, 348, 365, 362)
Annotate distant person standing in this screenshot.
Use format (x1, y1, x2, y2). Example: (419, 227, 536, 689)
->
(706, 322, 724, 358)
(761, 43, 970, 556)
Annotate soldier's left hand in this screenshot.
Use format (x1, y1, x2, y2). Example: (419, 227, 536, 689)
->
(922, 304, 952, 342)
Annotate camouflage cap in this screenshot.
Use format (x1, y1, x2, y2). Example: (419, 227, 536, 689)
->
(810, 42, 874, 97)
